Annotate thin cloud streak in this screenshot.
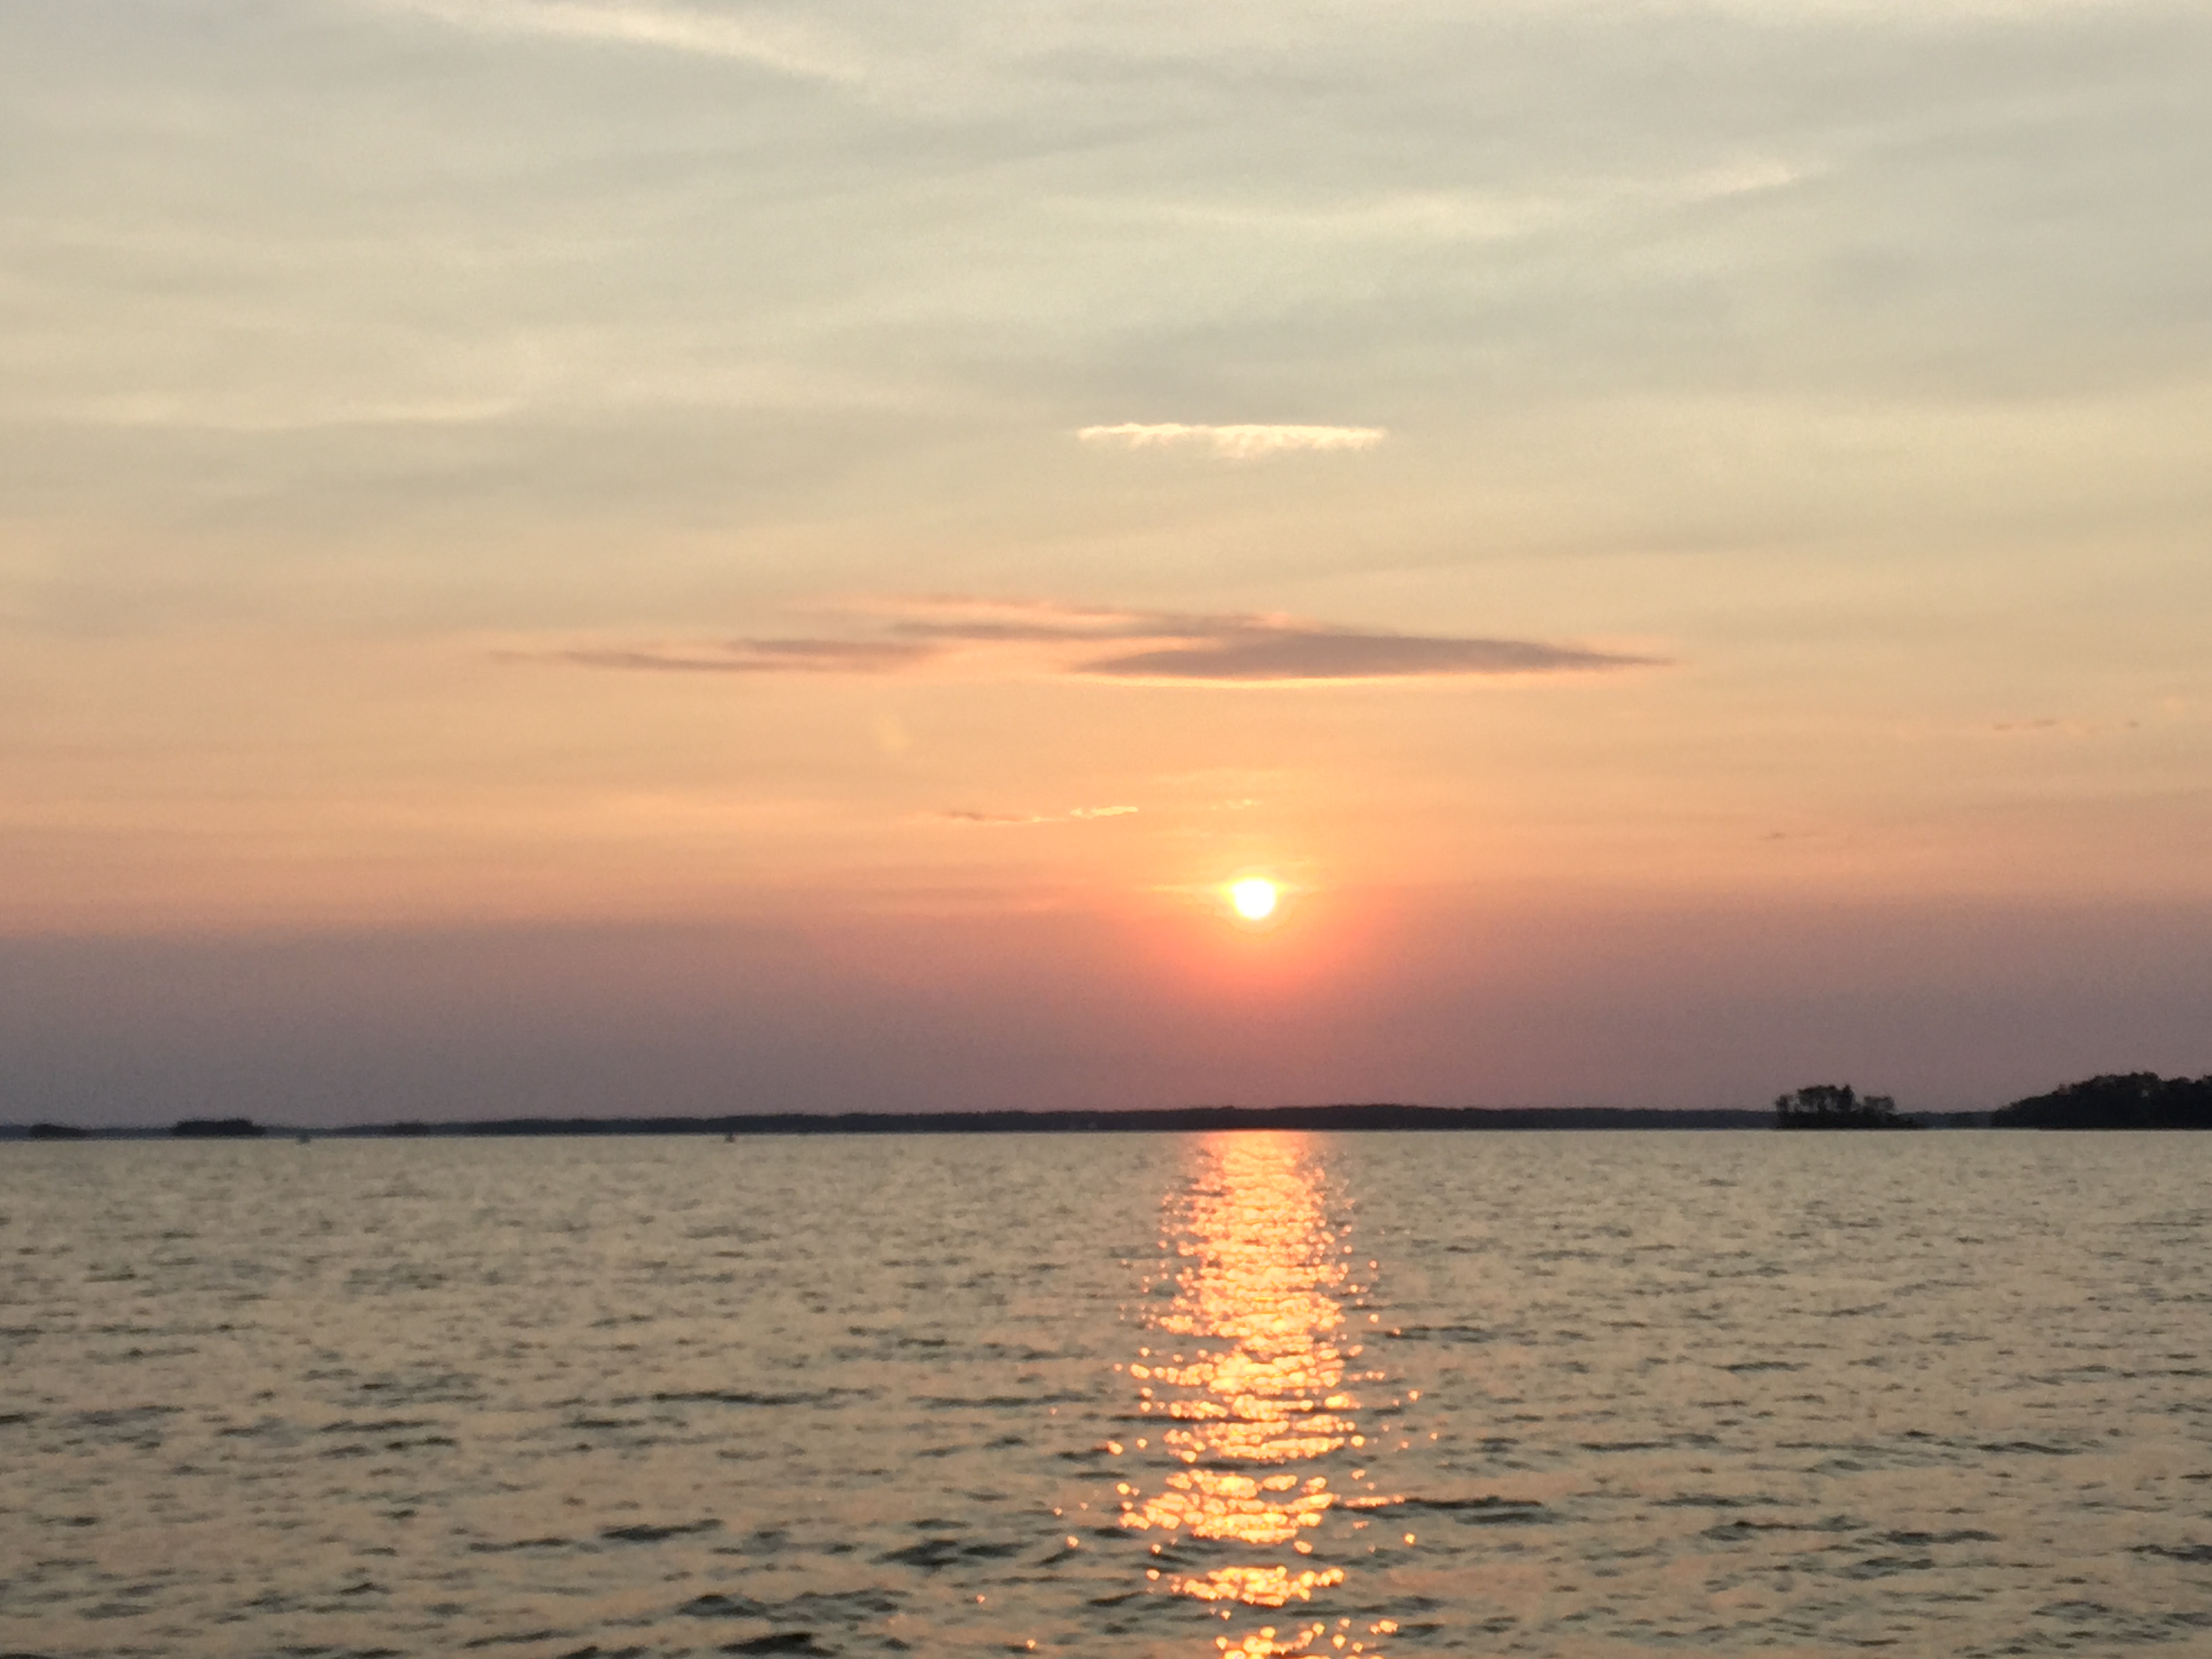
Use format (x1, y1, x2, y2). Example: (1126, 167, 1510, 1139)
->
(1078, 423, 1387, 459)
(371, 0, 859, 82)
(541, 638, 936, 674)
(933, 804, 1139, 826)
(1078, 632, 1647, 682)
(888, 598, 1658, 681)
(1129, 161, 1809, 247)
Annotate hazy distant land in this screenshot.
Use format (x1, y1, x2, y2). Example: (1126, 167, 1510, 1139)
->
(10, 1105, 1778, 1140)
(9, 1073, 2211, 1139)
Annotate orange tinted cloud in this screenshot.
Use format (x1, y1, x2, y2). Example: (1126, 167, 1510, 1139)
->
(523, 598, 1660, 685)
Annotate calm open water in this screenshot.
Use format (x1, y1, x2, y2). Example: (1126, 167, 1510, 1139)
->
(3, 1131, 2209, 1658)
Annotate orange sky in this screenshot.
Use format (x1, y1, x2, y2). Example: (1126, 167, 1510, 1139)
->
(4, 1, 2209, 1121)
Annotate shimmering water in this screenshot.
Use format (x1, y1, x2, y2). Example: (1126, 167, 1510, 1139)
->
(4, 1132, 2210, 1658)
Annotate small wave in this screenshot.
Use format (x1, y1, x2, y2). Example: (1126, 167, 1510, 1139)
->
(468, 1536, 574, 1553)
(1397, 1495, 1550, 1523)
(878, 1534, 1029, 1569)
(648, 1389, 849, 1408)
(2134, 1542, 2212, 1563)
(601, 1519, 722, 1543)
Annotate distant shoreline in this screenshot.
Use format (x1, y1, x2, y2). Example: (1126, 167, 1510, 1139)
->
(13, 1073, 2202, 1139)
(19, 1072, 2211, 1139)
(3, 1103, 2006, 1140)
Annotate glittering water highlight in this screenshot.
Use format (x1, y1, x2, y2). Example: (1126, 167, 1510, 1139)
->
(1117, 1132, 1399, 1654)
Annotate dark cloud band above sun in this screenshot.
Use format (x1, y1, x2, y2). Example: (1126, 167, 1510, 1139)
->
(523, 600, 1661, 685)
(1075, 632, 1641, 682)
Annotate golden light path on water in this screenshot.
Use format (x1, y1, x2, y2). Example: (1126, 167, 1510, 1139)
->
(1114, 1133, 1405, 1658)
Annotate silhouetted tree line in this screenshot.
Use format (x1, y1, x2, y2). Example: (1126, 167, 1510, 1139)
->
(1773, 1084, 1917, 1130)
(1991, 1073, 2212, 1130)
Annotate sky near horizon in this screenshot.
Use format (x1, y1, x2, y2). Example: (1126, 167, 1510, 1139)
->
(5, 0, 2211, 1123)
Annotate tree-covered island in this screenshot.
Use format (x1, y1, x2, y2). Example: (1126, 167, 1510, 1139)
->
(1773, 1084, 1919, 1130)
(1991, 1073, 2212, 1129)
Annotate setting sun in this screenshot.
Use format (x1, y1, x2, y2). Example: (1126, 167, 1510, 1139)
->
(1231, 878, 1279, 920)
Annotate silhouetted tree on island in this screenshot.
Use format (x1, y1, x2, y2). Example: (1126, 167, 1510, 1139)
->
(1992, 1073, 2212, 1130)
(1773, 1084, 1917, 1130)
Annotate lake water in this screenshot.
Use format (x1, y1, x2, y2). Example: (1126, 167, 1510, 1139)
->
(3, 1131, 2209, 1657)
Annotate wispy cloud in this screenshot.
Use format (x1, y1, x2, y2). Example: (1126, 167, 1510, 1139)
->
(539, 638, 935, 674)
(525, 597, 1659, 687)
(1077, 423, 1387, 459)
(1991, 718, 2095, 736)
(883, 598, 1656, 682)
(1127, 162, 1809, 247)
(934, 804, 1139, 827)
(1075, 631, 1636, 682)
(371, 0, 858, 82)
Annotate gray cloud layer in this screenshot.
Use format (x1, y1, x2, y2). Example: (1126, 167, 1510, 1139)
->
(536, 600, 1656, 684)
(1077, 630, 1641, 682)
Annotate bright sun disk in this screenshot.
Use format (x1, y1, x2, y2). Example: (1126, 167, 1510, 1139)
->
(1231, 878, 1279, 920)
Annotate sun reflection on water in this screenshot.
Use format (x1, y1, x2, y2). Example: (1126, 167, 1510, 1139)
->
(1114, 1132, 1402, 1658)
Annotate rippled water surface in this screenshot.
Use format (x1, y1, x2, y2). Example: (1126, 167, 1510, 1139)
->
(5, 1132, 2211, 1657)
